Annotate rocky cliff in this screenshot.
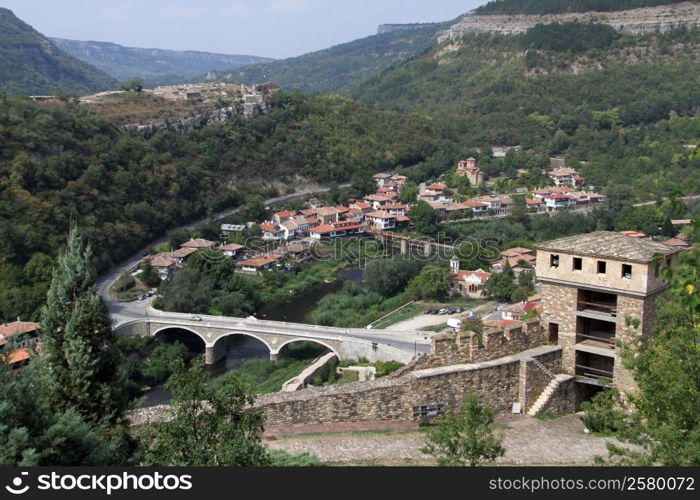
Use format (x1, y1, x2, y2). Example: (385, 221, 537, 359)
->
(438, 1, 700, 42)
(377, 23, 441, 35)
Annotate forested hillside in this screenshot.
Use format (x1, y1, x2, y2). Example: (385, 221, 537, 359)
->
(356, 25, 700, 196)
(0, 8, 116, 95)
(0, 92, 446, 322)
(476, 0, 689, 14)
(204, 22, 450, 93)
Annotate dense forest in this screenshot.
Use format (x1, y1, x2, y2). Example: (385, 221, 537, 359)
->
(0, 92, 446, 322)
(475, 0, 689, 15)
(356, 26, 700, 197)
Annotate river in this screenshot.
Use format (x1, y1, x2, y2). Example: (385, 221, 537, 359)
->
(140, 265, 365, 407)
(256, 266, 364, 323)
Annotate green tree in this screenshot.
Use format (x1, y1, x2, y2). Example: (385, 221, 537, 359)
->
(407, 262, 450, 300)
(408, 200, 437, 236)
(38, 226, 127, 424)
(0, 363, 132, 465)
(120, 77, 144, 92)
(422, 391, 506, 466)
(140, 262, 161, 288)
(399, 180, 419, 203)
(482, 266, 517, 302)
(143, 359, 270, 466)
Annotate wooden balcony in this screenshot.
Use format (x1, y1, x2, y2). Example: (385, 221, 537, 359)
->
(577, 300, 617, 317)
(575, 364, 613, 380)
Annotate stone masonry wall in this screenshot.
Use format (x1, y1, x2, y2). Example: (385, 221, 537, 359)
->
(417, 318, 544, 369)
(541, 282, 578, 374)
(253, 346, 562, 426)
(540, 377, 585, 415)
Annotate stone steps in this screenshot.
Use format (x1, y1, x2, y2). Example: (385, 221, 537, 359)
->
(527, 374, 572, 416)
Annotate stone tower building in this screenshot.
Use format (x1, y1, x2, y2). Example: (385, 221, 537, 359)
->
(456, 157, 484, 186)
(535, 232, 681, 393)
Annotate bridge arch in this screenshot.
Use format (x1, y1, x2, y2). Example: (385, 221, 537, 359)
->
(212, 331, 274, 353)
(152, 325, 207, 355)
(275, 338, 340, 360)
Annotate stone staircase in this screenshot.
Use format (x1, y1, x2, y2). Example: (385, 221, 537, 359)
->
(527, 374, 573, 416)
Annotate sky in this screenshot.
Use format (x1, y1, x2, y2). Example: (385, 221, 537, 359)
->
(1, 0, 484, 59)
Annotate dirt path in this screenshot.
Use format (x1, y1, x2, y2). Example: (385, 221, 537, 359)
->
(390, 301, 497, 332)
(266, 413, 619, 466)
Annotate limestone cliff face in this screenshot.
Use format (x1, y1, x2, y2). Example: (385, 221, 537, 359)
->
(438, 2, 700, 42)
(377, 23, 440, 35)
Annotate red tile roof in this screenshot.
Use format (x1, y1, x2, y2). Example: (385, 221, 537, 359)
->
(151, 255, 176, 268)
(365, 211, 396, 220)
(0, 321, 40, 339)
(501, 247, 534, 258)
(181, 238, 216, 249)
(219, 243, 245, 251)
(240, 255, 279, 268)
(662, 238, 690, 248)
(171, 247, 198, 259)
(4, 347, 32, 365)
(274, 210, 295, 219)
(453, 270, 491, 282)
(261, 222, 279, 233)
(426, 183, 447, 191)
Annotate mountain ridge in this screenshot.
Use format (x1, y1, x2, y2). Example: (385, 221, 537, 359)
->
(50, 38, 274, 86)
(203, 21, 453, 93)
(0, 8, 117, 95)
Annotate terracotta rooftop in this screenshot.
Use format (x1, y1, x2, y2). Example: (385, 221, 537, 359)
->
(535, 232, 680, 263)
(181, 238, 216, 249)
(219, 243, 245, 251)
(501, 247, 534, 258)
(662, 238, 690, 248)
(151, 255, 176, 268)
(0, 321, 40, 339)
(365, 211, 396, 220)
(171, 247, 198, 259)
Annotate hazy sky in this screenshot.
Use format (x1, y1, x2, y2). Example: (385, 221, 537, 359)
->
(2, 1, 484, 59)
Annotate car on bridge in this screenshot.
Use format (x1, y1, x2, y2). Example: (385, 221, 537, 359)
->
(189, 315, 202, 321)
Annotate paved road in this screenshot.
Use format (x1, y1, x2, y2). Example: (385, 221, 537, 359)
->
(96, 184, 349, 326)
(95, 183, 430, 355)
(143, 310, 431, 355)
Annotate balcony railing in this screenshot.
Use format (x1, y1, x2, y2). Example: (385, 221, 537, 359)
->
(577, 300, 617, 317)
(575, 364, 613, 380)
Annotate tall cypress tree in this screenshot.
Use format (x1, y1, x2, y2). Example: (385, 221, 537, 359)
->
(39, 225, 127, 424)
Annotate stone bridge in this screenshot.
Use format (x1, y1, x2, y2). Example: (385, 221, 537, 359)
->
(114, 311, 429, 365)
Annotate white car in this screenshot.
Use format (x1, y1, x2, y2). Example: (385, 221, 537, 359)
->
(190, 315, 202, 322)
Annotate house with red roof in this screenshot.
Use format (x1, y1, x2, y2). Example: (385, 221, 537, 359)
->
(450, 269, 491, 298)
(310, 220, 367, 240)
(150, 253, 177, 280)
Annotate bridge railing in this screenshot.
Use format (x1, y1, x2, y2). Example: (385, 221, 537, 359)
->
(147, 305, 419, 337)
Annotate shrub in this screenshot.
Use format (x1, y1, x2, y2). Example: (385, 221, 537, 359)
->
(581, 388, 624, 435)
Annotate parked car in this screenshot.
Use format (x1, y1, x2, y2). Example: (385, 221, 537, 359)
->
(457, 307, 465, 313)
(424, 309, 433, 315)
(438, 309, 448, 315)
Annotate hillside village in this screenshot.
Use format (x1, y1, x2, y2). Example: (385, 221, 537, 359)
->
(0, 0, 698, 471)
